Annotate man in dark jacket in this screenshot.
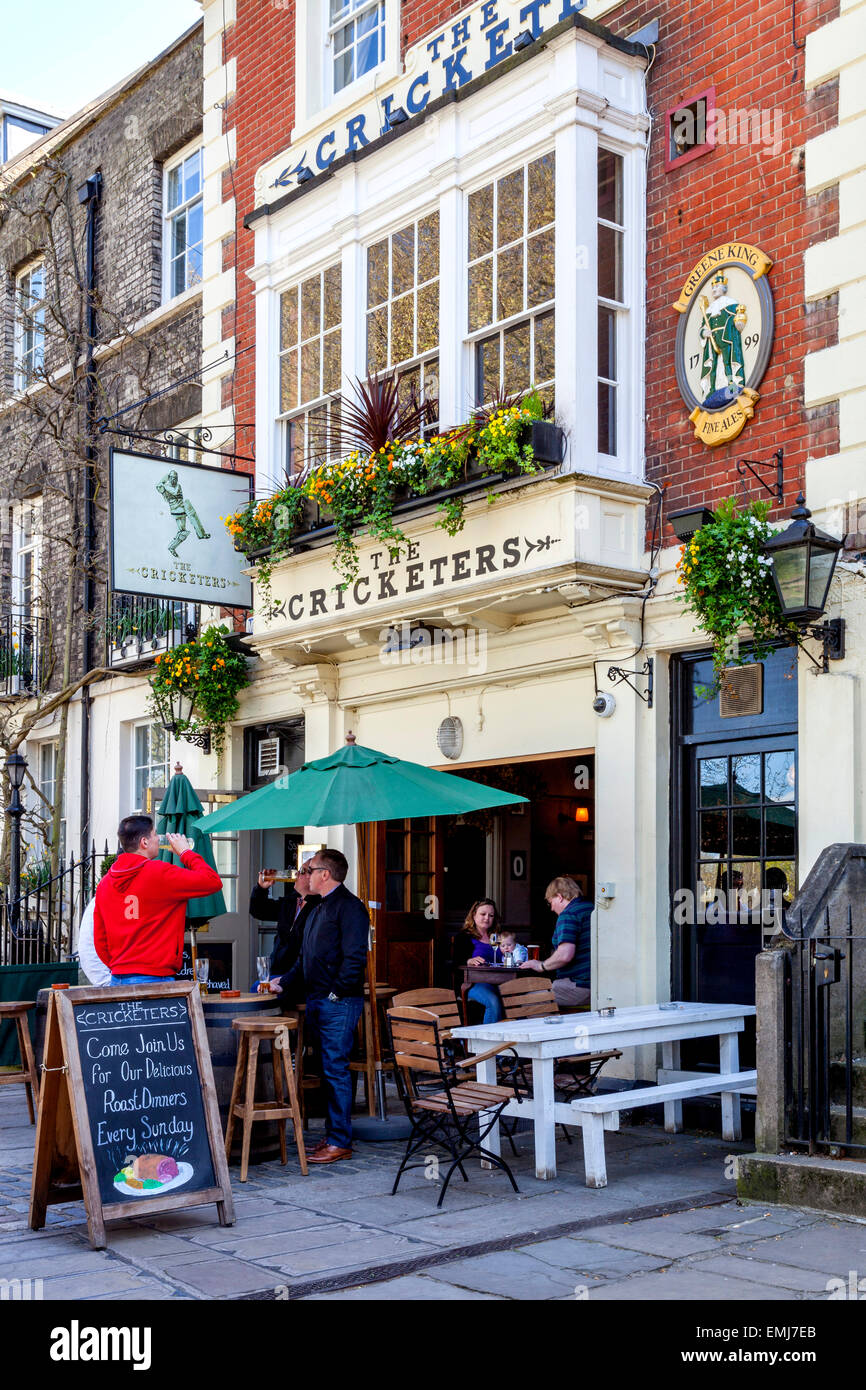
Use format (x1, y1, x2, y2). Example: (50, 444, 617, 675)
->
(249, 859, 319, 1002)
(272, 847, 369, 1163)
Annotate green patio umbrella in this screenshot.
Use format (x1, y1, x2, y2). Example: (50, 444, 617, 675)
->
(195, 736, 527, 1114)
(194, 738, 528, 833)
(157, 764, 227, 923)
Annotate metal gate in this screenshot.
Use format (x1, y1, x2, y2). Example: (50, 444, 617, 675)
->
(0, 845, 105, 967)
(784, 907, 866, 1156)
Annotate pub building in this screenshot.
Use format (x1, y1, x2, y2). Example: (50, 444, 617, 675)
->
(116, 0, 862, 1090)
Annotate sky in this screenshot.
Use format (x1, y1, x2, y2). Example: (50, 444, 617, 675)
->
(0, 0, 203, 120)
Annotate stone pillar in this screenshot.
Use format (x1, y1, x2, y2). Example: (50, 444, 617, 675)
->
(754, 949, 787, 1154)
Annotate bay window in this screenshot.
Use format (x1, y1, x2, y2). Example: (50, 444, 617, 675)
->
(597, 149, 624, 458)
(366, 213, 439, 419)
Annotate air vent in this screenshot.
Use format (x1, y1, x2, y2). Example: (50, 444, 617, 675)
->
(257, 736, 281, 778)
(436, 716, 463, 760)
(720, 664, 763, 719)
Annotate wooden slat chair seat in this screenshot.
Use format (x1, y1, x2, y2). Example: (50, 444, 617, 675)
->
(386, 1005, 522, 1206)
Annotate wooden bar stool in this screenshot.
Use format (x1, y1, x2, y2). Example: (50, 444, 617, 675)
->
(350, 984, 397, 1118)
(224, 1016, 308, 1182)
(0, 1001, 39, 1124)
(285, 1004, 321, 1127)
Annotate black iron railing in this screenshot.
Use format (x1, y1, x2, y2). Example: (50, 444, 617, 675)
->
(783, 906, 866, 1156)
(0, 612, 46, 696)
(0, 844, 106, 967)
(106, 592, 197, 667)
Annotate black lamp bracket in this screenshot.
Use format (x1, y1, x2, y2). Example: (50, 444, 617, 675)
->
(796, 617, 845, 675)
(179, 727, 213, 754)
(736, 447, 784, 505)
(606, 657, 654, 708)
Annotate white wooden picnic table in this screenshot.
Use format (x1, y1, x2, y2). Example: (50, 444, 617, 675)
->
(450, 1001, 757, 1185)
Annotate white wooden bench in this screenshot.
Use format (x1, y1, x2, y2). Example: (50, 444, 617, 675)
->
(569, 1070, 757, 1188)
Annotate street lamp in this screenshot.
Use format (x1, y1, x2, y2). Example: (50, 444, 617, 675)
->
(5, 751, 27, 932)
(150, 684, 211, 753)
(763, 493, 845, 672)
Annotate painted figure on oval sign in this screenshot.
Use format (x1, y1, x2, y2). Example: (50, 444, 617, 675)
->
(699, 270, 748, 404)
(156, 470, 211, 558)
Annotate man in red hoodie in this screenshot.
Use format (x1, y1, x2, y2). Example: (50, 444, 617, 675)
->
(94, 815, 223, 985)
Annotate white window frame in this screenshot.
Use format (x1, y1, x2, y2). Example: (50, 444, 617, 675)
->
(11, 499, 41, 618)
(292, 0, 401, 137)
(277, 261, 344, 480)
(131, 721, 171, 814)
(364, 212, 440, 428)
(328, 0, 387, 99)
(36, 741, 66, 858)
(163, 141, 203, 303)
(14, 260, 46, 390)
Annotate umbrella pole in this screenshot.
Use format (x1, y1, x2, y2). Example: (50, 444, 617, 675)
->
(357, 823, 384, 1120)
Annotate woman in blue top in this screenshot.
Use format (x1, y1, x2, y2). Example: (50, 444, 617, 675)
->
(453, 898, 506, 1024)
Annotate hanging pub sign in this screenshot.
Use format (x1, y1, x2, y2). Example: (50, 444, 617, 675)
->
(29, 982, 234, 1250)
(673, 242, 775, 447)
(110, 448, 254, 608)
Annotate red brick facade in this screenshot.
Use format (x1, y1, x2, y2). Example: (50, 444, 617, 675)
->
(223, 0, 840, 537)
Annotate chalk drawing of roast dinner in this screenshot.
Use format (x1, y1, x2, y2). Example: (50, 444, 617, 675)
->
(113, 1153, 193, 1196)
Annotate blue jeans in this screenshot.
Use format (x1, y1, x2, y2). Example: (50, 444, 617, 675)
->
(467, 983, 504, 1024)
(111, 974, 174, 985)
(306, 995, 364, 1150)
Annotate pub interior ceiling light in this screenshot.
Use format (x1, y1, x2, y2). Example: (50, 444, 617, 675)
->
(436, 715, 464, 760)
(669, 506, 714, 543)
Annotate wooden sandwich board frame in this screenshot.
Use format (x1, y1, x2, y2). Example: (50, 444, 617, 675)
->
(29, 981, 235, 1250)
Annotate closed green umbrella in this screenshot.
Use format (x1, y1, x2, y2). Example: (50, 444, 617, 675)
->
(157, 764, 227, 923)
(194, 739, 528, 833)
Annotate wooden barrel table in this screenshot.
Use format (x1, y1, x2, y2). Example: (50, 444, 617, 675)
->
(203, 992, 284, 1164)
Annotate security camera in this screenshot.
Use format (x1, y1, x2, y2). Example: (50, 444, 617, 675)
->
(592, 692, 616, 718)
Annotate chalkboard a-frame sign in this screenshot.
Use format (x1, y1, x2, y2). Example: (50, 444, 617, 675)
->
(29, 982, 234, 1249)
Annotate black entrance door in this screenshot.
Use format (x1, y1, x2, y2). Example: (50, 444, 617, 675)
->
(672, 649, 798, 1066)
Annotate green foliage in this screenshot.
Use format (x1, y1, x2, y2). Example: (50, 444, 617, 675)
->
(677, 498, 795, 678)
(223, 391, 549, 587)
(222, 487, 307, 607)
(147, 624, 249, 756)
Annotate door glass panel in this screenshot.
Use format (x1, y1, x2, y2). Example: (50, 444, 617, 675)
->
(385, 829, 405, 872)
(699, 810, 727, 856)
(699, 757, 727, 807)
(764, 750, 795, 802)
(698, 862, 724, 915)
(385, 873, 405, 911)
(731, 754, 761, 803)
(729, 861, 761, 914)
(731, 806, 761, 857)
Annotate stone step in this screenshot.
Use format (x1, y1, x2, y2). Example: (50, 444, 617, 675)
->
(738, 1150, 866, 1220)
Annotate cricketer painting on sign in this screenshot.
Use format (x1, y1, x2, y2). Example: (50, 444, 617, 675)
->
(109, 448, 253, 608)
(673, 242, 775, 447)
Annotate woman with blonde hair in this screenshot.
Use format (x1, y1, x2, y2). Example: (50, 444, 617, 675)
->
(452, 898, 505, 1023)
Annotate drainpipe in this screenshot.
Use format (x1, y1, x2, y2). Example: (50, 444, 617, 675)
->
(77, 172, 102, 870)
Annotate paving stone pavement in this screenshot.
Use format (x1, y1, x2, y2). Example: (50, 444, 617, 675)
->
(1, 1085, 864, 1300)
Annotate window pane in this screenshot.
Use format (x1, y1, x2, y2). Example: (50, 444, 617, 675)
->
(417, 213, 439, 283)
(391, 225, 414, 297)
(301, 276, 321, 340)
(323, 329, 341, 394)
(732, 807, 761, 857)
(476, 335, 499, 404)
(503, 320, 530, 393)
(598, 223, 622, 302)
(497, 244, 523, 320)
(280, 287, 299, 350)
(386, 829, 406, 871)
(416, 281, 438, 354)
(528, 153, 555, 231)
(391, 292, 414, 364)
(598, 305, 616, 380)
(598, 149, 623, 225)
(699, 809, 727, 857)
(598, 381, 616, 455)
(765, 750, 795, 803)
(356, 26, 379, 75)
(534, 310, 555, 384)
(280, 351, 298, 412)
(699, 756, 728, 807)
(367, 238, 388, 307)
(151, 725, 168, 764)
(385, 873, 405, 911)
(167, 164, 181, 210)
(468, 259, 493, 332)
(334, 47, 352, 91)
(323, 264, 342, 329)
(184, 151, 202, 201)
(732, 754, 761, 804)
(468, 184, 494, 260)
(300, 338, 321, 404)
(527, 228, 554, 306)
(367, 307, 388, 371)
(766, 805, 796, 857)
(497, 168, 524, 246)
